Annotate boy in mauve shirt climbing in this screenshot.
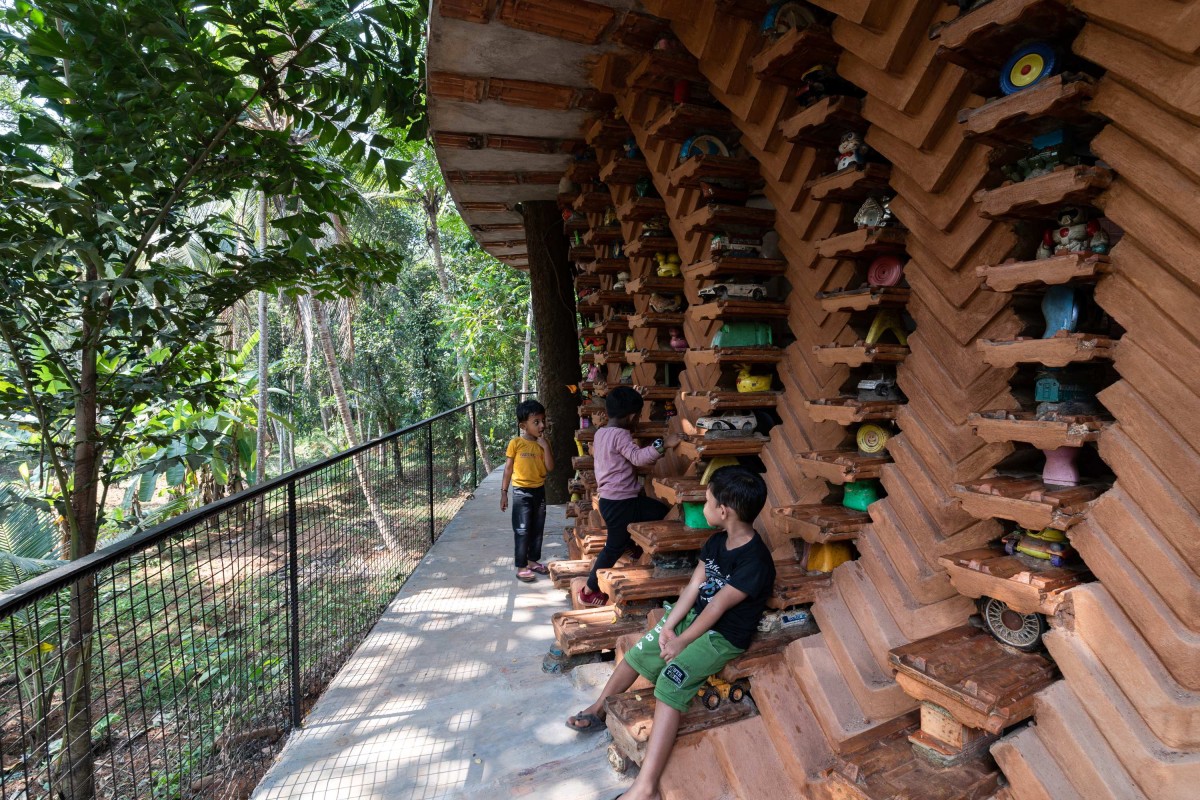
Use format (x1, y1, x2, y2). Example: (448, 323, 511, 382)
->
(567, 466, 777, 800)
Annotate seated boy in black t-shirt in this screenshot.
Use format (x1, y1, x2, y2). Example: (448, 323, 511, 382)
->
(566, 466, 776, 800)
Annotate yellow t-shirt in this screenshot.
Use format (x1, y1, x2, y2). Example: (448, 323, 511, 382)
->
(507, 437, 547, 488)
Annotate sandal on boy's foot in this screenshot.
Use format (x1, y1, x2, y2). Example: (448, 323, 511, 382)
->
(565, 712, 606, 734)
(528, 561, 549, 575)
(516, 569, 536, 582)
(577, 587, 609, 607)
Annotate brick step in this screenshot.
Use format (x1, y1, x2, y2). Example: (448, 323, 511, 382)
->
(787, 633, 919, 754)
(770, 559, 833, 608)
(1067, 583, 1200, 749)
(552, 606, 648, 656)
(855, 533, 975, 643)
(888, 626, 1058, 736)
(548, 559, 592, 589)
(711, 715, 806, 800)
(738, 658, 833, 788)
(597, 566, 692, 606)
(830, 561, 910, 673)
(628, 519, 713, 554)
(991, 725, 1084, 800)
(821, 721, 1001, 800)
(603, 685, 758, 767)
(811, 571, 917, 720)
(773, 503, 870, 544)
(868, 502, 961, 605)
(1043, 626, 1200, 799)
(1032, 680, 1148, 800)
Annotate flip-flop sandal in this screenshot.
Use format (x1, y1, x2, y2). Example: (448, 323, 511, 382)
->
(528, 561, 550, 575)
(565, 712, 606, 734)
(516, 569, 536, 582)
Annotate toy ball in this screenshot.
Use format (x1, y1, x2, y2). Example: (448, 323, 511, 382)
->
(856, 423, 890, 455)
(866, 255, 904, 287)
(1000, 41, 1059, 95)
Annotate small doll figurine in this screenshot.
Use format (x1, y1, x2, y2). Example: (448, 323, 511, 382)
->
(613, 271, 630, 291)
(586, 363, 600, 382)
(835, 131, 869, 171)
(1036, 206, 1110, 258)
(649, 293, 682, 313)
(668, 328, 688, 352)
(625, 334, 637, 352)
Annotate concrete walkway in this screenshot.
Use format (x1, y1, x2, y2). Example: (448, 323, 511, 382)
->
(253, 470, 630, 800)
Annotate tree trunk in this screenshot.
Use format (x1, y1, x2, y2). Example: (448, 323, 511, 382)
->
(422, 195, 493, 474)
(521, 200, 579, 504)
(312, 298, 399, 550)
(255, 192, 270, 484)
(521, 297, 534, 394)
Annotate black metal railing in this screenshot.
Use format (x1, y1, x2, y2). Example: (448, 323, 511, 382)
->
(0, 393, 527, 799)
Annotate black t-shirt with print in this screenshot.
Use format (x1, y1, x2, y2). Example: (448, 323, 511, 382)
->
(692, 531, 776, 649)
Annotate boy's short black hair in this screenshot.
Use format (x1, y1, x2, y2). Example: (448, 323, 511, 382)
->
(605, 386, 644, 419)
(516, 399, 545, 423)
(707, 466, 767, 524)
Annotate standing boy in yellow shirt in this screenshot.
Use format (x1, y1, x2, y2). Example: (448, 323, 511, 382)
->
(501, 399, 555, 582)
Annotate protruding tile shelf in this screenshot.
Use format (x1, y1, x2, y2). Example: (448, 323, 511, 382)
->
(595, 350, 631, 366)
(967, 410, 1109, 449)
(565, 160, 600, 184)
(953, 473, 1109, 530)
(677, 434, 768, 460)
(779, 96, 863, 145)
(553, 606, 646, 656)
(681, 390, 781, 416)
(817, 286, 911, 313)
(583, 225, 623, 246)
(570, 244, 597, 262)
(632, 422, 669, 440)
(584, 116, 632, 147)
(976, 253, 1110, 292)
(932, 0, 1079, 72)
(681, 204, 776, 234)
(595, 314, 632, 335)
(635, 385, 679, 401)
(959, 74, 1098, 145)
(595, 288, 633, 306)
(805, 162, 892, 204)
(769, 560, 832, 608)
(751, 25, 840, 85)
(564, 214, 591, 233)
(889, 626, 1058, 735)
(585, 258, 630, 276)
(627, 349, 685, 365)
(816, 227, 907, 259)
(773, 503, 869, 544)
(651, 476, 707, 505)
(975, 332, 1116, 367)
(646, 102, 737, 141)
(939, 546, 1090, 618)
(571, 453, 593, 470)
(580, 352, 599, 364)
(797, 449, 890, 484)
(617, 196, 666, 222)
(804, 397, 900, 425)
(625, 275, 683, 294)
(628, 311, 686, 329)
(684, 346, 783, 368)
(625, 50, 703, 93)
(598, 566, 691, 606)
(688, 299, 789, 321)
(629, 520, 714, 554)
(974, 166, 1113, 221)
(573, 191, 612, 214)
(625, 236, 677, 257)
(684, 255, 787, 280)
(600, 157, 651, 185)
(813, 342, 909, 367)
(575, 427, 596, 443)
(669, 154, 762, 189)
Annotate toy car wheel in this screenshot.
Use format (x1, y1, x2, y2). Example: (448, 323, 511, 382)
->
(1000, 41, 1058, 95)
(1004, 537, 1017, 556)
(750, 287, 766, 300)
(715, 286, 729, 299)
(607, 743, 631, 775)
(741, 421, 754, 431)
(730, 680, 750, 703)
(1050, 554, 1065, 568)
(699, 686, 721, 710)
(980, 597, 1047, 651)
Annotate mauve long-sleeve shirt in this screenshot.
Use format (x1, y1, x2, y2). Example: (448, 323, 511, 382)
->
(593, 426, 662, 500)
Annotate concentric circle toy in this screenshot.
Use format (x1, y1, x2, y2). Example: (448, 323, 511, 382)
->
(1000, 41, 1059, 95)
(856, 423, 890, 456)
(866, 255, 904, 287)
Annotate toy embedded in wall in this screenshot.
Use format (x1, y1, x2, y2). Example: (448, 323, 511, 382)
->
(603, 206, 618, 227)
(1036, 206, 1109, 258)
(623, 137, 640, 160)
(1034, 369, 1098, 418)
(857, 373, 902, 402)
(853, 195, 897, 229)
(624, 334, 637, 352)
(608, 242, 624, 259)
(1000, 41, 1060, 95)
(655, 252, 682, 277)
(865, 308, 908, 346)
(1042, 445, 1080, 486)
(699, 180, 751, 205)
(841, 479, 879, 511)
(612, 271, 630, 291)
(1004, 526, 1077, 568)
(642, 217, 670, 238)
(855, 423, 890, 457)
(586, 364, 600, 383)
(582, 336, 604, 353)
(1041, 285, 1079, 337)
(866, 255, 905, 287)
(710, 233, 764, 257)
(695, 412, 757, 434)
(668, 328, 689, 352)
(761, 2, 816, 37)
(1000, 129, 1087, 184)
(698, 281, 770, 301)
(793, 63, 857, 107)
(648, 293, 682, 313)
(618, 365, 634, 384)
(679, 134, 730, 162)
(713, 321, 773, 347)
(736, 364, 773, 393)
(976, 597, 1047, 651)
(835, 131, 870, 171)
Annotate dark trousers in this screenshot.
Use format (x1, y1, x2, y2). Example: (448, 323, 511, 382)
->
(587, 495, 669, 592)
(511, 486, 546, 568)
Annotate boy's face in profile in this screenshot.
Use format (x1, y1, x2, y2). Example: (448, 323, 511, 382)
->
(521, 412, 546, 439)
(702, 487, 729, 530)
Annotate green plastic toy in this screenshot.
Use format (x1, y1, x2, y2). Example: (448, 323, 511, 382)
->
(842, 479, 880, 512)
(712, 322, 773, 348)
(682, 501, 709, 529)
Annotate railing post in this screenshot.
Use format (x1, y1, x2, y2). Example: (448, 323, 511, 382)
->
(427, 423, 435, 544)
(287, 480, 302, 730)
(471, 401, 478, 489)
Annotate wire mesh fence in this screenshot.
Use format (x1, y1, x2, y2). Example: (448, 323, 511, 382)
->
(0, 394, 526, 800)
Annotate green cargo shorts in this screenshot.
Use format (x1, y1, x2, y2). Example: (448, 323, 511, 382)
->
(622, 604, 745, 712)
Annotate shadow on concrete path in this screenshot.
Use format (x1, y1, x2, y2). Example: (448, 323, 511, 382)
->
(252, 469, 630, 800)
